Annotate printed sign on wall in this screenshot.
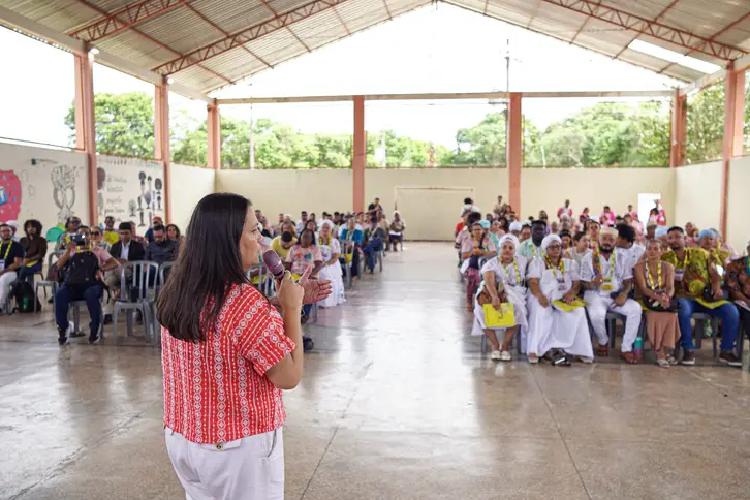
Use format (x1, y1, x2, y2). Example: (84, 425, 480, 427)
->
(97, 155, 165, 229)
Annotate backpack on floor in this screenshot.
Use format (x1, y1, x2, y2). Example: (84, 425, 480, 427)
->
(10, 280, 40, 313)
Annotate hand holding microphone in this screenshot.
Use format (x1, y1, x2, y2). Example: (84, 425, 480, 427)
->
(261, 243, 333, 304)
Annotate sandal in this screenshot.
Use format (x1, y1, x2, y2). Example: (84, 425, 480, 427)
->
(656, 357, 669, 368)
(621, 351, 638, 365)
(595, 344, 609, 357)
(528, 354, 539, 364)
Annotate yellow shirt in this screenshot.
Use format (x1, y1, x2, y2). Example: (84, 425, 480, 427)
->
(271, 236, 295, 260)
(662, 247, 710, 298)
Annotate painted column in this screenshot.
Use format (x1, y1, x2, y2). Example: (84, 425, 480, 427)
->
(352, 96, 366, 213)
(507, 92, 522, 215)
(207, 101, 221, 169)
(73, 50, 97, 224)
(719, 62, 745, 238)
(154, 79, 171, 223)
(669, 89, 687, 167)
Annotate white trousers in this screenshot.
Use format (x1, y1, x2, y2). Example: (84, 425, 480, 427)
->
(165, 428, 284, 500)
(0, 271, 17, 306)
(584, 291, 642, 352)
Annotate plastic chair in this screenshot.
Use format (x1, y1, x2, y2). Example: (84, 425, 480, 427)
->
(34, 252, 62, 311)
(150, 261, 176, 343)
(113, 261, 159, 342)
(342, 241, 357, 289)
(604, 310, 646, 350)
(69, 300, 104, 339)
(692, 312, 720, 359)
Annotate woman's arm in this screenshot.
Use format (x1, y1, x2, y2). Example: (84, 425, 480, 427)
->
(528, 278, 549, 307)
(633, 262, 652, 299)
(266, 273, 305, 390)
(664, 262, 676, 298)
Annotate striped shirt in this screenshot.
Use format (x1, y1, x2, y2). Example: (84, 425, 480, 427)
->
(161, 283, 294, 444)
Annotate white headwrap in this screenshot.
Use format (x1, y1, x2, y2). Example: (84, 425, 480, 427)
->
(541, 234, 562, 252)
(498, 234, 520, 252)
(320, 219, 335, 231)
(508, 221, 523, 232)
(599, 226, 618, 240)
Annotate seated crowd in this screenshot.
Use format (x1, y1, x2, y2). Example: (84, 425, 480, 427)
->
(0, 197, 402, 351)
(459, 195, 749, 368)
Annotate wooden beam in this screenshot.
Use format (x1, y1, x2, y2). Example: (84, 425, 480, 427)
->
(668, 89, 686, 167)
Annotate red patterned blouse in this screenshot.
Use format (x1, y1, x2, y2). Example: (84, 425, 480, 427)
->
(161, 283, 295, 444)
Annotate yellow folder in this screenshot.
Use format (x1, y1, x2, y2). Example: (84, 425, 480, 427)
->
(482, 303, 515, 327)
(552, 298, 586, 312)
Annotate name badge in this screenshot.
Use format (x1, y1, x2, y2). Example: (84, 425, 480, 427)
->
(557, 278, 566, 291)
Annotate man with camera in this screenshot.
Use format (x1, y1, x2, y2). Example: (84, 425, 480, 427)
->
(55, 232, 104, 345)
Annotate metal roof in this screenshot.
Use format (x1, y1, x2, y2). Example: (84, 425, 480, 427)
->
(1, 0, 749, 99)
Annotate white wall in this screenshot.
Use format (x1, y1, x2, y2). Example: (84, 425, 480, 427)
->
(0, 142, 88, 233)
(727, 156, 750, 254)
(97, 155, 165, 231)
(169, 163, 216, 232)
(674, 161, 723, 233)
(521, 167, 676, 224)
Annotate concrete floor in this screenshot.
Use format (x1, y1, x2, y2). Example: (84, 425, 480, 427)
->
(1, 242, 750, 500)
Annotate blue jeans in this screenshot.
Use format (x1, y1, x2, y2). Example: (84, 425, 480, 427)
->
(18, 262, 42, 282)
(363, 238, 383, 272)
(55, 284, 103, 335)
(676, 298, 739, 352)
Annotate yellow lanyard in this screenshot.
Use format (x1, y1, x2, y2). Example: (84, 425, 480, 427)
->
(593, 249, 616, 279)
(0, 242, 11, 261)
(646, 261, 662, 290)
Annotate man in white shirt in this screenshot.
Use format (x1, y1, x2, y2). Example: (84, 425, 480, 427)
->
(518, 220, 545, 259)
(580, 227, 642, 362)
(615, 223, 645, 273)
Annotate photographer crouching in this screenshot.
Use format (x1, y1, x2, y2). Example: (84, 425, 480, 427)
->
(55, 231, 105, 345)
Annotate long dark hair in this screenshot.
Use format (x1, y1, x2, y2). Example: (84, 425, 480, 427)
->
(157, 193, 250, 342)
(24, 219, 42, 238)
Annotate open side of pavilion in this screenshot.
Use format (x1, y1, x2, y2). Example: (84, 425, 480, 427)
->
(0, 0, 748, 244)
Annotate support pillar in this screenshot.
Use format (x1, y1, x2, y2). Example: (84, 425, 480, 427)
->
(669, 89, 687, 167)
(154, 79, 171, 223)
(207, 101, 221, 169)
(74, 50, 97, 225)
(507, 93, 523, 215)
(352, 96, 366, 213)
(719, 62, 745, 238)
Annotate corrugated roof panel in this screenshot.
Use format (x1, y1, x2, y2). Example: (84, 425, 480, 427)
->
(0, 0, 92, 32)
(177, 64, 226, 91)
(600, 0, 675, 21)
(96, 30, 175, 68)
(618, 48, 702, 81)
(291, 7, 348, 42)
(664, 0, 749, 37)
(189, 0, 275, 36)
(267, 0, 313, 14)
(199, 45, 267, 80)
(136, 6, 221, 55)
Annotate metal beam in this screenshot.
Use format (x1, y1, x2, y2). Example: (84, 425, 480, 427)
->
(153, 0, 349, 75)
(72, 0, 234, 85)
(611, 0, 680, 59)
(183, 2, 273, 70)
(67, 0, 188, 42)
(539, 0, 746, 61)
(657, 8, 750, 76)
(216, 89, 671, 105)
(258, 0, 313, 53)
(333, 5, 351, 36)
(0, 4, 210, 102)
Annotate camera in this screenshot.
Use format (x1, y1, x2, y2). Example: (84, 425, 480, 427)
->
(71, 234, 88, 247)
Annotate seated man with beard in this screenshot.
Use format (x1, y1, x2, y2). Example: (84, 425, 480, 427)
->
(580, 226, 642, 362)
(662, 226, 741, 367)
(518, 220, 545, 260)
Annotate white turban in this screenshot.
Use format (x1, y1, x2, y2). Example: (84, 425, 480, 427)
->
(498, 234, 520, 252)
(320, 219, 335, 231)
(541, 234, 562, 251)
(598, 226, 618, 240)
(508, 221, 523, 232)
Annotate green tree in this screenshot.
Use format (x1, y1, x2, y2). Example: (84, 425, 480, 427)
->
(685, 84, 724, 163)
(65, 92, 154, 158)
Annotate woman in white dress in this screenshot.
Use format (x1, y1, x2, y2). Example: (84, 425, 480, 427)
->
(471, 235, 528, 362)
(317, 220, 345, 308)
(526, 235, 594, 365)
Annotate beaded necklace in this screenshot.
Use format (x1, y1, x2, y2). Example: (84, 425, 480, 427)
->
(499, 256, 521, 284)
(545, 255, 564, 280)
(645, 259, 662, 290)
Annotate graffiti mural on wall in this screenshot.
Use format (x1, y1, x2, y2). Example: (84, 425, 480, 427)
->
(51, 164, 77, 223)
(0, 170, 22, 222)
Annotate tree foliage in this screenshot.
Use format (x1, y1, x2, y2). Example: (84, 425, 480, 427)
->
(68, 87, 745, 169)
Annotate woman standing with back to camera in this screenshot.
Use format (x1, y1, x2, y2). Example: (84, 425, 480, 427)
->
(158, 193, 328, 499)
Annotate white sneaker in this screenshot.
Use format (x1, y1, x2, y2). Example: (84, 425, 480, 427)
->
(500, 350, 512, 362)
(580, 356, 594, 364)
(490, 350, 502, 361)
